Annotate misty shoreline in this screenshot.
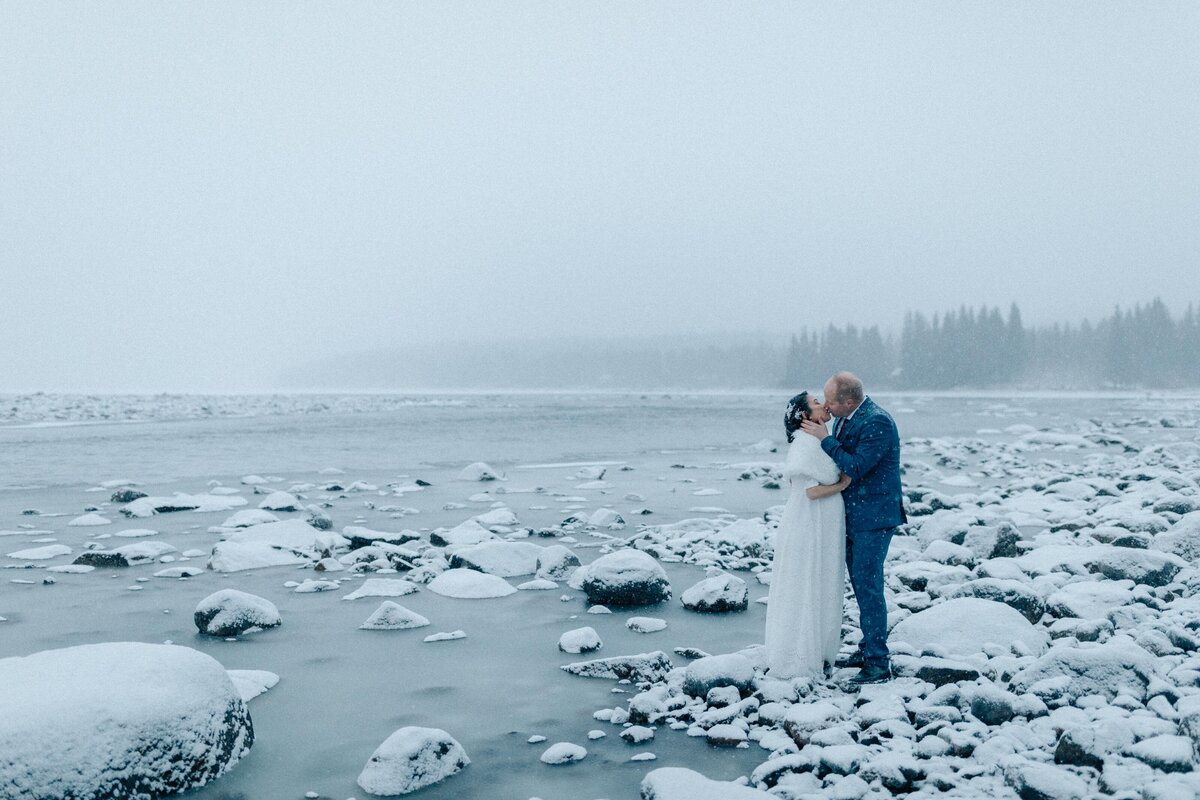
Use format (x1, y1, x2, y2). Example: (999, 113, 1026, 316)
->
(3, 388, 1198, 430)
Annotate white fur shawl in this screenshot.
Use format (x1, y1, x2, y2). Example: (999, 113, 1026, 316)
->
(783, 433, 841, 485)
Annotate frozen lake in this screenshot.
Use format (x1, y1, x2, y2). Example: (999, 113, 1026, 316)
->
(3, 391, 1199, 800)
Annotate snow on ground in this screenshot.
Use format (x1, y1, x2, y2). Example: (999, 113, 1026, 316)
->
(2, 393, 1200, 799)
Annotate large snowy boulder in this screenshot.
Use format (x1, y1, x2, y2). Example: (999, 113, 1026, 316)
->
(448, 541, 541, 577)
(427, 568, 516, 599)
(641, 767, 775, 799)
(579, 550, 671, 606)
(194, 589, 282, 637)
(357, 726, 469, 795)
(1010, 636, 1157, 702)
(0, 642, 253, 799)
(890, 598, 1049, 658)
(680, 574, 748, 613)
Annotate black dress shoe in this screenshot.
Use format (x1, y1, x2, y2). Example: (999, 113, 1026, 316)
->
(835, 651, 865, 669)
(849, 663, 892, 684)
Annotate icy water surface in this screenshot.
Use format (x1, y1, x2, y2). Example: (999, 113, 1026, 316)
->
(3, 391, 1199, 799)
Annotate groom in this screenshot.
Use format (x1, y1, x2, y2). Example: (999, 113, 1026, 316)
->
(800, 371, 905, 684)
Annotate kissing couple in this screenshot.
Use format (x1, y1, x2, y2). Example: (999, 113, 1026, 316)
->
(764, 371, 906, 686)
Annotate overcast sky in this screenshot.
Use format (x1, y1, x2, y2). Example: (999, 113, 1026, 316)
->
(2, 2, 1198, 392)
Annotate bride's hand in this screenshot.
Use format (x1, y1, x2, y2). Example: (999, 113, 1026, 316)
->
(837, 473, 851, 490)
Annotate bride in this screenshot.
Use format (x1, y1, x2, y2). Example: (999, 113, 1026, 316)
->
(764, 391, 851, 679)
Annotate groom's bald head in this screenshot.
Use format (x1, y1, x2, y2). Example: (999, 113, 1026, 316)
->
(824, 372, 864, 418)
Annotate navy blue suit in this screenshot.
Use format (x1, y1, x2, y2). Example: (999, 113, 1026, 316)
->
(820, 397, 905, 667)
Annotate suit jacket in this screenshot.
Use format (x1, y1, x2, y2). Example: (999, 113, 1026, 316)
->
(820, 397, 906, 533)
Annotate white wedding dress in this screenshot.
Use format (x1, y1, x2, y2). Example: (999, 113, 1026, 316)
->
(764, 433, 847, 679)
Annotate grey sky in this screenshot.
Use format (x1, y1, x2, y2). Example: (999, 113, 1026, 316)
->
(2, 2, 1198, 392)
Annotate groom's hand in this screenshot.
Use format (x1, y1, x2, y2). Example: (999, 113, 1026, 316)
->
(799, 418, 828, 440)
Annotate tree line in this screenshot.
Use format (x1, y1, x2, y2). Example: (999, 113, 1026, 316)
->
(784, 299, 1200, 389)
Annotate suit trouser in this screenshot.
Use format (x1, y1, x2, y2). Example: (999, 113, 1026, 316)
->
(845, 526, 895, 666)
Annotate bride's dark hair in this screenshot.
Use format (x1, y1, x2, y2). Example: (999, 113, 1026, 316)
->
(785, 392, 811, 443)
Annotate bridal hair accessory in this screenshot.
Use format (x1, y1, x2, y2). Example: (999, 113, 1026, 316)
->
(785, 392, 810, 443)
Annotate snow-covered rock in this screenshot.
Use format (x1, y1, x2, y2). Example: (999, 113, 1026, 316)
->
(641, 767, 774, 799)
(539, 742, 586, 764)
(1084, 547, 1186, 587)
(207, 541, 309, 573)
(561, 651, 674, 682)
(448, 541, 541, 577)
(357, 727, 469, 795)
(359, 602, 430, 631)
(221, 509, 280, 528)
(627, 616, 668, 633)
(0, 642, 252, 798)
(1001, 756, 1089, 800)
(579, 550, 671, 606)
(558, 626, 602, 654)
(226, 669, 279, 702)
(66, 512, 111, 527)
(1047, 579, 1134, 619)
(7, 544, 71, 560)
(293, 579, 339, 593)
(680, 574, 748, 613)
(112, 527, 159, 538)
(1010, 636, 1156, 702)
(713, 518, 770, 555)
(1152, 511, 1200, 561)
(682, 653, 754, 698)
(194, 589, 281, 637)
(588, 508, 625, 528)
(75, 541, 178, 568)
(122, 493, 248, 518)
(890, 597, 1049, 657)
(225, 519, 327, 551)
(342, 578, 420, 601)
(342, 526, 420, 549)
(948, 578, 1046, 623)
(258, 491, 301, 512)
(475, 506, 519, 527)
(1124, 735, 1195, 773)
(429, 519, 497, 547)
(457, 462, 501, 482)
(427, 568, 516, 599)
(535, 544, 581, 580)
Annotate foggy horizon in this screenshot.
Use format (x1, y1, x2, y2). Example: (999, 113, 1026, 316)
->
(3, 3, 1198, 393)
